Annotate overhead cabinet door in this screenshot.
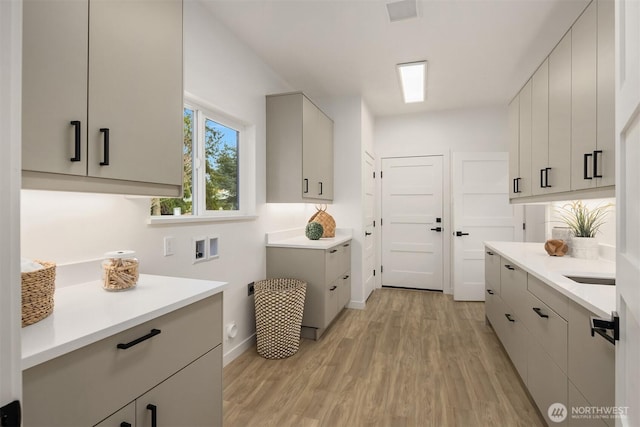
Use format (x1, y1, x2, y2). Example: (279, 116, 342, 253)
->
(22, 0, 88, 176)
(88, 0, 183, 185)
(508, 96, 520, 198)
(517, 80, 533, 197)
(531, 60, 550, 196)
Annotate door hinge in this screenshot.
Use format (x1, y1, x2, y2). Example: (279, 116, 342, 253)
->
(523, 222, 526, 230)
(0, 400, 21, 427)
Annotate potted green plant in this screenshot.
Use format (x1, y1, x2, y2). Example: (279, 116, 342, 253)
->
(557, 200, 612, 259)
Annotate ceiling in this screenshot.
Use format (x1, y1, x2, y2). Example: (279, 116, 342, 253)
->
(200, 0, 590, 117)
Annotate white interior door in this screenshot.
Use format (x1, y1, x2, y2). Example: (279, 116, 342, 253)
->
(363, 151, 376, 300)
(615, 2, 640, 425)
(381, 156, 444, 291)
(452, 152, 523, 301)
(0, 0, 23, 422)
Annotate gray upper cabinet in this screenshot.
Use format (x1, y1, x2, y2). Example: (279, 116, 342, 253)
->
(531, 60, 550, 196)
(22, 0, 184, 197)
(267, 92, 334, 203)
(518, 79, 533, 198)
(508, 95, 520, 198)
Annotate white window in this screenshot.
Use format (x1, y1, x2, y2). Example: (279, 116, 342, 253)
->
(150, 96, 255, 222)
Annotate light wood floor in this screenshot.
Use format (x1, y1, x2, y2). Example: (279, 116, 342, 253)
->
(223, 288, 545, 427)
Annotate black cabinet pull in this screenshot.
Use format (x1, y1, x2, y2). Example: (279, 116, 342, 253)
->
(584, 153, 593, 179)
(146, 404, 157, 427)
(532, 307, 549, 318)
(487, 289, 494, 295)
(540, 169, 545, 188)
(330, 285, 337, 291)
(593, 150, 603, 178)
(319, 181, 323, 195)
(504, 264, 515, 271)
(455, 231, 469, 237)
(120, 423, 132, 427)
(431, 227, 442, 232)
(343, 275, 350, 280)
(99, 128, 110, 166)
(329, 249, 338, 253)
(513, 178, 518, 194)
(70, 121, 81, 162)
(343, 243, 350, 247)
(117, 329, 161, 350)
(505, 313, 515, 322)
(545, 167, 552, 188)
(515, 177, 521, 193)
(486, 251, 494, 256)
(365, 231, 372, 236)
(303, 178, 309, 194)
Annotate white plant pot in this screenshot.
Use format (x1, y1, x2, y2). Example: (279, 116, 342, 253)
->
(571, 237, 599, 260)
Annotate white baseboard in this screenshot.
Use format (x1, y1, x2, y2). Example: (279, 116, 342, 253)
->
(347, 300, 366, 309)
(223, 333, 255, 367)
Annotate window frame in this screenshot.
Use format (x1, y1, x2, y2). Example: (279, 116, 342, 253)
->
(148, 94, 256, 224)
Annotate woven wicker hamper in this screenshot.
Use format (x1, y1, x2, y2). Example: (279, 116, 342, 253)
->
(254, 278, 307, 359)
(21, 261, 56, 327)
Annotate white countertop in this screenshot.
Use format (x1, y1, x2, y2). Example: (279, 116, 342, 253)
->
(22, 274, 228, 370)
(485, 241, 615, 318)
(266, 228, 353, 249)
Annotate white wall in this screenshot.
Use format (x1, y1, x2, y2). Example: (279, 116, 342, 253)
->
(20, 1, 321, 365)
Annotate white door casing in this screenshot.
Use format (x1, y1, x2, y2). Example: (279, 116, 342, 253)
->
(452, 152, 524, 301)
(0, 0, 23, 418)
(615, 1, 640, 425)
(381, 156, 444, 291)
(363, 151, 376, 300)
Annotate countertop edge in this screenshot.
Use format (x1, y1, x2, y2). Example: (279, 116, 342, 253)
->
(22, 277, 228, 370)
(484, 242, 614, 319)
(266, 234, 353, 249)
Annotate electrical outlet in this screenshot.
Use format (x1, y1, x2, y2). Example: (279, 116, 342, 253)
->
(163, 236, 175, 256)
(248, 282, 255, 296)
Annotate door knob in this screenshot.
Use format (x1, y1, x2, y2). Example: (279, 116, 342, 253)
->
(455, 231, 469, 237)
(430, 227, 442, 232)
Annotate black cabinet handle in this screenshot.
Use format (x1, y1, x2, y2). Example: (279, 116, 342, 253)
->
(146, 404, 157, 427)
(117, 329, 161, 350)
(365, 231, 372, 236)
(330, 286, 337, 291)
(504, 264, 515, 271)
(593, 150, 603, 178)
(431, 227, 442, 232)
(513, 178, 517, 193)
(319, 182, 323, 195)
(120, 423, 132, 427)
(505, 313, 515, 322)
(532, 307, 549, 318)
(487, 289, 494, 295)
(99, 128, 110, 166)
(343, 275, 350, 280)
(540, 169, 545, 188)
(486, 251, 494, 256)
(303, 178, 309, 194)
(343, 243, 350, 247)
(545, 167, 552, 188)
(70, 121, 81, 162)
(329, 249, 338, 254)
(455, 231, 469, 237)
(515, 177, 521, 193)
(584, 153, 593, 179)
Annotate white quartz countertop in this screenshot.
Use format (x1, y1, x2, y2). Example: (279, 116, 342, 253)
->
(266, 228, 352, 249)
(484, 241, 615, 319)
(22, 274, 228, 370)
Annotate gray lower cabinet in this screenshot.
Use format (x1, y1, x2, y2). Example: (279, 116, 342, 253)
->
(267, 241, 351, 339)
(484, 248, 614, 427)
(23, 294, 223, 427)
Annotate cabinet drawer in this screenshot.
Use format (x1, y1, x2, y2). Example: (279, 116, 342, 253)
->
(324, 278, 340, 328)
(494, 297, 529, 383)
(500, 259, 528, 316)
(485, 249, 501, 295)
(326, 244, 343, 284)
(23, 294, 222, 427)
(528, 340, 568, 426)
(485, 285, 502, 331)
(340, 241, 352, 275)
(523, 291, 568, 373)
(528, 274, 569, 319)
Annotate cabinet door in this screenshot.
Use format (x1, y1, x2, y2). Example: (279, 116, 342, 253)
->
(548, 30, 572, 194)
(522, 291, 568, 373)
(94, 402, 135, 427)
(136, 346, 222, 427)
(88, 0, 183, 185)
(302, 96, 333, 201)
(595, 0, 615, 187)
(531, 60, 550, 196)
(22, 0, 88, 176)
(484, 249, 501, 295)
(518, 80, 533, 197)
(571, 1, 598, 190)
(528, 341, 568, 426)
(568, 380, 609, 427)
(508, 95, 520, 198)
(324, 279, 340, 328)
(316, 109, 334, 200)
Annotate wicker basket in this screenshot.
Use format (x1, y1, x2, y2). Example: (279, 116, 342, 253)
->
(21, 261, 56, 327)
(308, 205, 336, 238)
(254, 278, 307, 359)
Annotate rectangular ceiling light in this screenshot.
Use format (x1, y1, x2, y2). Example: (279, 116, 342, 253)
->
(397, 61, 426, 103)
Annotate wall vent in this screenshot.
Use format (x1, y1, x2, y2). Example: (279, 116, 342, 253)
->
(386, 0, 418, 23)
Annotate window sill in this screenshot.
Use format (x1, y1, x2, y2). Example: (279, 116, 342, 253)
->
(147, 214, 258, 226)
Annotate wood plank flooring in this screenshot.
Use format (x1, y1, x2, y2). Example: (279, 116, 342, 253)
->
(223, 288, 545, 427)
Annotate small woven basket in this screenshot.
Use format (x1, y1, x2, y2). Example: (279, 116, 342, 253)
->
(254, 278, 307, 359)
(21, 261, 56, 327)
(308, 205, 336, 238)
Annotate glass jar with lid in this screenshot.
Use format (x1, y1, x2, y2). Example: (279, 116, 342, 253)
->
(102, 250, 139, 291)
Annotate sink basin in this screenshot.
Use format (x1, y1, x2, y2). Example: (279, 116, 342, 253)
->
(564, 275, 616, 286)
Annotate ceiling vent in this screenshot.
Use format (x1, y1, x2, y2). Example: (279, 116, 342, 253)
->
(386, 0, 418, 23)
